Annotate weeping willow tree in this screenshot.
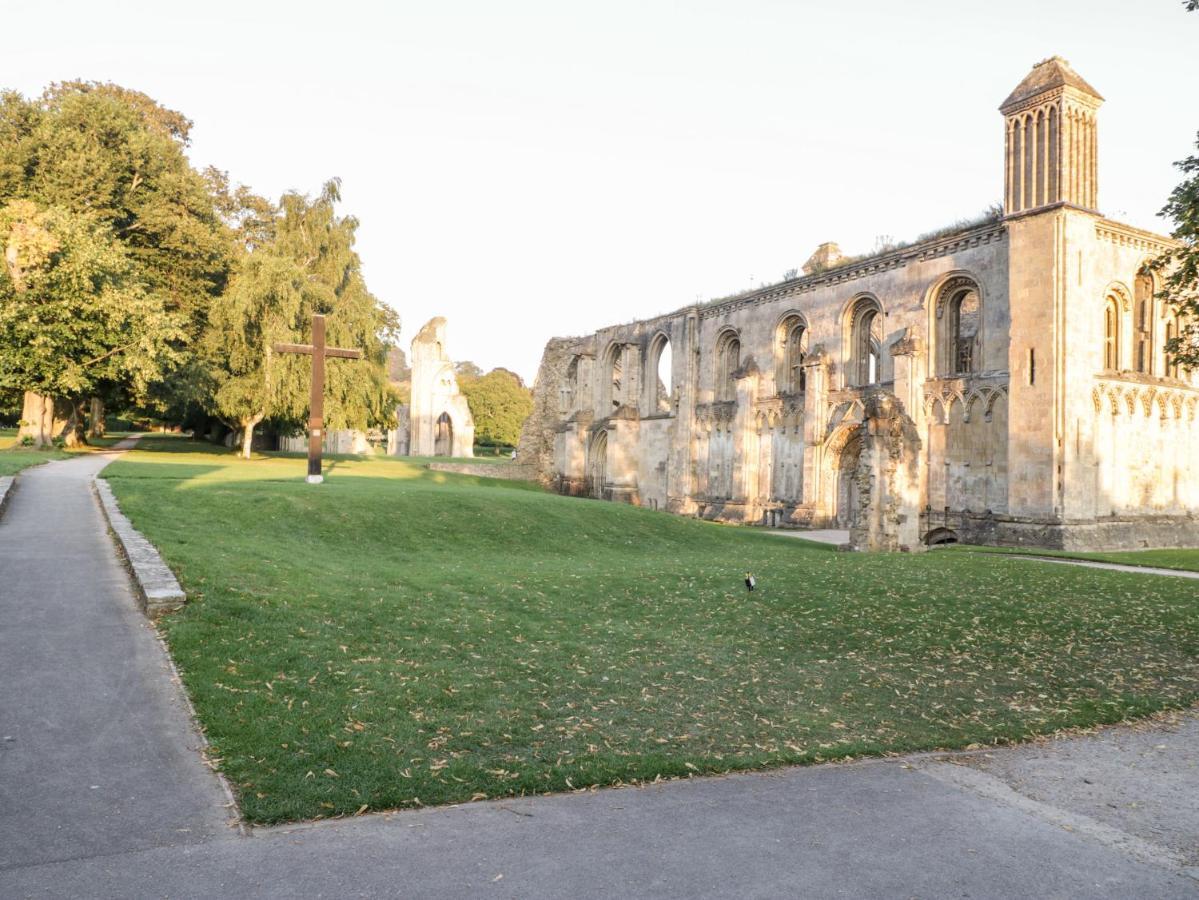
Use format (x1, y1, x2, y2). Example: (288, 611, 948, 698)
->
(206, 180, 398, 458)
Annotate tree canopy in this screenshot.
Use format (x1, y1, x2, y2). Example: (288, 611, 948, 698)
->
(0, 199, 185, 441)
(0, 82, 233, 443)
(460, 369, 533, 447)
(1153, 4, 1199, 371)
(205, 180, 398, 456)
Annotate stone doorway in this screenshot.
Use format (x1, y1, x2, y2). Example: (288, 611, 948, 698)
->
(434, 412, 453, 456)
(588, 430, 608, 499)
(834, 432, 862, 529)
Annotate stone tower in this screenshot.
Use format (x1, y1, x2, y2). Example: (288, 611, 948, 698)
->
(408, 317, 475, 458)
(1000, 56, 1103, 216)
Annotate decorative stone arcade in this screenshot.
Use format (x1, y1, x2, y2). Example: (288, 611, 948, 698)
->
(520, 57, 1199, 552)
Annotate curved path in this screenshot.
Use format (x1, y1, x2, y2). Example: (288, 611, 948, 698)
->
(1, 448, 1196, 898)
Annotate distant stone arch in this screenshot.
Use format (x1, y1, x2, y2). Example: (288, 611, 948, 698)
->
(587, 429, 609, 498)
(833, 429, 863, 529)
(434, 412, 453, 456)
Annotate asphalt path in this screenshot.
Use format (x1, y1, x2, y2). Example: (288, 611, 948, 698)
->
(1, 449, 1195, 899)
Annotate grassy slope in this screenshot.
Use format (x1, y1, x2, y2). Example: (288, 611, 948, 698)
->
(947, 544, 1199, 574)
(104, 437, 1199, 824)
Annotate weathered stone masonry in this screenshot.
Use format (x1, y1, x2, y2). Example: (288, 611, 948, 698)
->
(520, 58, 1199, 551)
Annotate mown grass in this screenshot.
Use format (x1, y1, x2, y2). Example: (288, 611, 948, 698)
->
(0, 428, 71, 475)
(103, 436, 1199, 824)
(0, 428, 136, 475)
(946, 544, 1199, 574)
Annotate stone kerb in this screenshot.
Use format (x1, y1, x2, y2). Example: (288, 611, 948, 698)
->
(93, 477, 186, 616)
(0, 475, 14, 518)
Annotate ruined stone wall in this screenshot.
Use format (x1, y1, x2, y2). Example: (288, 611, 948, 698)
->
(518, 337, 579, 485)
(525, 211, 1199, 551)
(409, 317, 474, 458)
(519, 58, 1199, 551)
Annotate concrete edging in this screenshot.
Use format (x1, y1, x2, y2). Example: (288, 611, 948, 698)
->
(0, 475, 14, 518)
(93, 476, 187, 616)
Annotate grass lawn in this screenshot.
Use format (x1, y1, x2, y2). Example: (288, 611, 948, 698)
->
(103, 436, 1199, 825)
(0, 428, 72, 475)
(946, 544, 1199, 574)
(0, 428, 136, 476)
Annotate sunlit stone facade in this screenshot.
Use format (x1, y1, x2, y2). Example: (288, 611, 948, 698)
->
(520, 58, 1198, 551)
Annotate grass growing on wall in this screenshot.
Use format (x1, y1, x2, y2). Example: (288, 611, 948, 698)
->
(103, 436, 1199, 824)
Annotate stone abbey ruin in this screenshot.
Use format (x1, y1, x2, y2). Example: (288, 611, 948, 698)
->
(518, 57, 1199, 552)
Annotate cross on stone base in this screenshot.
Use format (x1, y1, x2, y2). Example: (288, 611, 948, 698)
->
(273, 314, 363, 484)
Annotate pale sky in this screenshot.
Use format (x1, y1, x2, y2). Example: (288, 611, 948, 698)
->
(7, 1, 1198, 382)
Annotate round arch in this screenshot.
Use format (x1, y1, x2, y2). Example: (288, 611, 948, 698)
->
(774, 311, 810, 395)
(925, 272, 984, 377)
(841, 293, 884, 388)
(714, 327, 742, 402)
(647, 331, 672, 413)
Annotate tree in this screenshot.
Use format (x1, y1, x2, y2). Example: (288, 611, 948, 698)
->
(205, 180, 397, 458)
(0, 83, 233, 438)
(460, 369, 533, 448)
(1152, 6, 1199, 371)
(454, 360, 483, 381)
(0, 200, 184, 445)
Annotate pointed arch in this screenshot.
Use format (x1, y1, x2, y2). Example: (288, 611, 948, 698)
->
(600, 341, 624, 412)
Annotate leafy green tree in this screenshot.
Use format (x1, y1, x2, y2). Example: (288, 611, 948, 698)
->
(1152, 1, 1199, 371)
(0, 200, 184, 445)
(1152, 136, 1199, 372)
(461, 369, 533, 448)
(454, 360, 483, 381)
(205, 180, 398, 458)
(0, 82, 233, 436)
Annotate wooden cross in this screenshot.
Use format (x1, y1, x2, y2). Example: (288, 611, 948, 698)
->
(273, 314, 363, 484)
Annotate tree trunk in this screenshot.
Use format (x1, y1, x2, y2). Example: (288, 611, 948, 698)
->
(88, 398, 106, 438)
(17, 392, 73, 448)
(241, 415, 264, 460)
(61, 400, 87, 448)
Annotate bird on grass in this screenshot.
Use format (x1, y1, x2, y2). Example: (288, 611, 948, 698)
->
(744, 572, 756, 592)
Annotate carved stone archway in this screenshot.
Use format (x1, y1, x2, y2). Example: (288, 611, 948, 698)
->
(434, 412, 453, 456)
(588, 429, 609, 499)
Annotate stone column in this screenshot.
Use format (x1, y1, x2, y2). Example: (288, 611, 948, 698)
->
(850, 391, 924, 552)
(801, 350, 830, 508)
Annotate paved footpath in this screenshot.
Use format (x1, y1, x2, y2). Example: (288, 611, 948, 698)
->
(2, 450, 1197, 899)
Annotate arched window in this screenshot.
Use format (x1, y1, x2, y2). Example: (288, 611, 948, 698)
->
(561, 356, 580, 413)
(601, 343, 623, 411)
(776, 314, 807, 394)
(947, 289, 980, 374)
(1103, 298, 1120, 372)
(934, 279, 982, 376)
(1165, 315, 1181, 379)
(715, 330, 741, 402)
(648, 333, 672, 413)
(847, 297, 883, 387)
(1134, 272, 1154, 374)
